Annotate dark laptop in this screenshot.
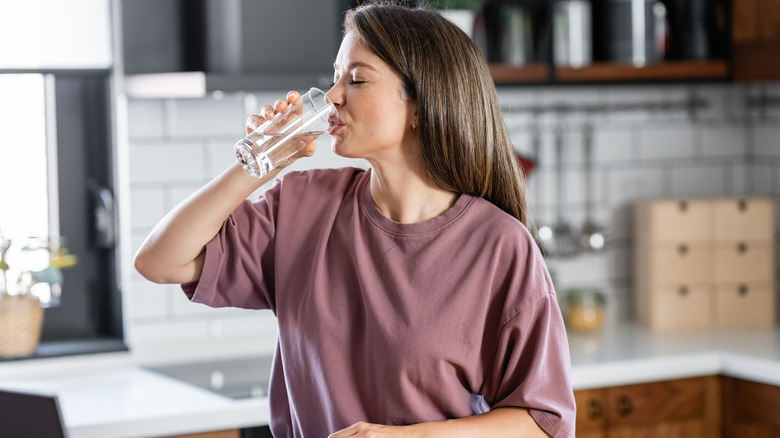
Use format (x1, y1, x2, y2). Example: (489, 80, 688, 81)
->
(0, 388, 68, 438)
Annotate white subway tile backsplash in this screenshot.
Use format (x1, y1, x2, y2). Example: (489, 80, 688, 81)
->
(127, 99, 165, 138)
(129, 141, 207, 183)
(671, 165, 728, 197)
(129, 188, 167, 229)
(608, 166, 667, 206)
(593, 128, 634, 163)
(699, 123, 747, 156)
(168, 96, 246, 138)
(121, 82, 780, 352)
(751, 164, 775, 195)
(127, 280, 169, 320)
(638, 126, 696, 160)
(753, 125, 780, 156)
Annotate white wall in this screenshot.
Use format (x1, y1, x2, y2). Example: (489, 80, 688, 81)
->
(123, 84, 780, 364)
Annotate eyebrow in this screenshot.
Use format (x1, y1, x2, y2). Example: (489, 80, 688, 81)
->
(333, 61, 378, 72)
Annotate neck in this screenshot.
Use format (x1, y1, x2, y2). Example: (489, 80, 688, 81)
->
(368, 159, 457, 224)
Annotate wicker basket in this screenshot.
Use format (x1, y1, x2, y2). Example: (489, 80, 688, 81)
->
(0, 295, 44, 358)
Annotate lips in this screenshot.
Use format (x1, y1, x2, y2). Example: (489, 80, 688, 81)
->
(327, 112, 345, 135)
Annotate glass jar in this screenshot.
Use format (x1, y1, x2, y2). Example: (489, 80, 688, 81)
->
(563, 288, 606, 331)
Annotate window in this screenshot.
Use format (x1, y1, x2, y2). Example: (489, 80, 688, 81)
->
(0, 72, 124, 356)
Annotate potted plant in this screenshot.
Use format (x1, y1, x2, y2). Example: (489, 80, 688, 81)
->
(0, 235, 77, 358)
(430, 0, 487, 39)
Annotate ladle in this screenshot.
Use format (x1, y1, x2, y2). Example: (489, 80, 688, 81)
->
(579, 122, 606, 252)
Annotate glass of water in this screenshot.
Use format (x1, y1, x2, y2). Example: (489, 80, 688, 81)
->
(234, 87, 338, 178)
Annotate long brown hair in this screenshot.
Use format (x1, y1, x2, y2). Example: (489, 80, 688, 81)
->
(344, 1, 528, 226)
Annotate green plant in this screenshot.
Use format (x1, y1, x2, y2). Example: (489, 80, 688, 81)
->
(427, 0, 486, 11)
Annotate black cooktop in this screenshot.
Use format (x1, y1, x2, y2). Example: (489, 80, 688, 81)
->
(147, 355, 273, 400)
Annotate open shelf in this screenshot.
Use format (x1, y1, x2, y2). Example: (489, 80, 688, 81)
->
(488, 60, 729, 84)
(556, 60, 729, 82)
(488, 63, 550, 84)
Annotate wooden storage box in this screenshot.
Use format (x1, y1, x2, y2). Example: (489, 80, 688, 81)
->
(634, 197, 776, 330)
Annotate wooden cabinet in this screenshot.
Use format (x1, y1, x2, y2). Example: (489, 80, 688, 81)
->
(722, 377, 780, 437)
(731, 0, 780, 81)
(634, 197, 776, 330)
(575, 377, 721, 438)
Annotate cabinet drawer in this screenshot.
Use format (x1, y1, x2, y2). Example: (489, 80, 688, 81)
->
(650, 285, 712, 330)
(714, 198, 775, 242)
(574, 388, 607, 434)
(608, 378, 706, 426)
(648, 200, 711, 243)
(714, 284, 775, 327)
(713, 243, 774, 283)
(650, 244, 711, 284)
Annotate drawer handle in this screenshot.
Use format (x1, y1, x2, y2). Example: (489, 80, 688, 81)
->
(738, 199, 748, 212)
(678, 286, 689, 296)
(737, 242, 747, 254)
(738, 285, 749, 296)
(678, 244, 688, 255)
(678, 200, 688, 212)
(617, 395, 633, 418)
(588, 399, 604, 420)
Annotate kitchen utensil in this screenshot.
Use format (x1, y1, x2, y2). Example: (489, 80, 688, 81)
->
(553, 0, 593, 68)
(605, 0, 668, 66)
(499, 4, 534, 65)
(527, 121, 550, 257)
(551, 122, 579, 258)
(579, 122, 606, 252)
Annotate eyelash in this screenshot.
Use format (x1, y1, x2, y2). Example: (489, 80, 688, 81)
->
(329, 80, 365, 87)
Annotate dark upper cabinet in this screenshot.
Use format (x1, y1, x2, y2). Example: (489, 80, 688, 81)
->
(120, 0, 354, 97)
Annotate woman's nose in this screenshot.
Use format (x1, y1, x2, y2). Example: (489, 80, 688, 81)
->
(325, 84, 343, 107)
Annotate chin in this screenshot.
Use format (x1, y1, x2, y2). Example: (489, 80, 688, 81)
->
(331, 139, 360, 159)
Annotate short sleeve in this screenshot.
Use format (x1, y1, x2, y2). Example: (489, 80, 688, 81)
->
(482, 290, 576, 438)
(181, 181, 282, 313)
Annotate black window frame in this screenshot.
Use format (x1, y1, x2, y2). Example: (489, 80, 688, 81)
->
(0, 69, 126, 361)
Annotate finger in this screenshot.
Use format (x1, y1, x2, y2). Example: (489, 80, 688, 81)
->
(287, 90, 301, 105)
(294, 141, 317, 159)
(273, 99, 288, 113)
(245, 114, 264, 134)
(328, 421, 363, 438)
(259, 104, 275, 121)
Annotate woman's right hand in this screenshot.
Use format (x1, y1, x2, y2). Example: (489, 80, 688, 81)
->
(245, 90, 318, 169)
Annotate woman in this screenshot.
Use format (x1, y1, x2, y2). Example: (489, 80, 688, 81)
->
(135, 2, 575, 437)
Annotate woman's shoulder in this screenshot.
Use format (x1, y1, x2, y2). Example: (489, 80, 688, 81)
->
(461, 196, 533, 241)
(276, 167, 368, 198)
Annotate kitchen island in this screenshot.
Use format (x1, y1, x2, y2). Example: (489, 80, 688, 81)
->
(0, 323, 778, 438)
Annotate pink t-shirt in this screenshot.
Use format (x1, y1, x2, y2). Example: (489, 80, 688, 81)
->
(183, 167, 575, 437)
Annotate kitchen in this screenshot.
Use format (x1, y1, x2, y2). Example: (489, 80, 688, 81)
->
(0, 0, 779, 437)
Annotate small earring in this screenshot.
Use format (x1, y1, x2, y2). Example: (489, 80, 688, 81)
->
(411, 122, 417, 130)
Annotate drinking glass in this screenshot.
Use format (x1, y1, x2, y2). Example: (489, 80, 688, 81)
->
(234, 87, 338, 178)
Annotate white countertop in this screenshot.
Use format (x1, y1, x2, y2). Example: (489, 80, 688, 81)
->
(0, 324, 778, 438)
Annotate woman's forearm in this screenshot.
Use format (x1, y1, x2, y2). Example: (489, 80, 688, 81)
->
(414, 407, 550, 438)
(329, 407, 551, 438)
(134, 162, 277, 284)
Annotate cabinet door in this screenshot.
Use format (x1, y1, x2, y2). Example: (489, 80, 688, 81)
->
(647, 201, 711, 243)
(575, 389, 608, 438)
(714, 284, 775, 327)
(606, 377, 719, 438)
(732, 0, 780, 81)
(713, 199, 774, 242)
(650, 285, 712, 330)
(723, 377, 780, 438)
(712, 243, 774, 284)
(649, 244, 711, 285)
